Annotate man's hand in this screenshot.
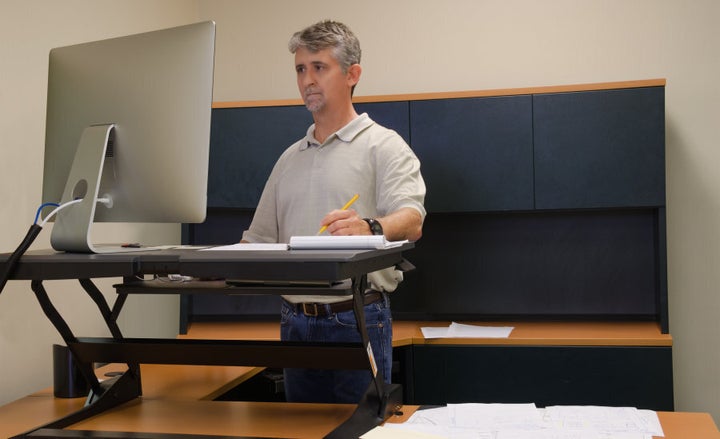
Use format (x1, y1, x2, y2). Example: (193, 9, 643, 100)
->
(319, 209, 370, 236)
(319, 207, 423, 241)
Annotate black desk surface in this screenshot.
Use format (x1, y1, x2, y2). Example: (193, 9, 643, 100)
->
(0, 244, 413, 282)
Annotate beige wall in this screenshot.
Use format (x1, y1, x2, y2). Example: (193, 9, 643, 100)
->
(0, 0, 198, 406)
(1, 0, 718, 425)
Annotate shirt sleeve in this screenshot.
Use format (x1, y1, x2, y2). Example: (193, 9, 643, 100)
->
(374, 130, 427, 219)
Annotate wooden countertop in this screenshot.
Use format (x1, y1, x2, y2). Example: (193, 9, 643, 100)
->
(70, 403, 720, 439)
(68, 399, 358, 438)
(96, 363, 263, 401)
(0, 362, 262, 438)
(395, 320, 672, 346)
(4, 398, 716, 439)
(182, 320, 672, 347)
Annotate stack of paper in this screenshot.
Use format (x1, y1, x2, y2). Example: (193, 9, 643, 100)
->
(362, 404, 664, 439)
(421, 322, 514, 339)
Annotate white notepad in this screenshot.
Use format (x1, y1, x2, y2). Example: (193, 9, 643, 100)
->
(288, 235, 408, 250)
(202, 242, 289, 251)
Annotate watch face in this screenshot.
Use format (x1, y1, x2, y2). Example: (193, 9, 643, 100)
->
(368, 218, 383, 235)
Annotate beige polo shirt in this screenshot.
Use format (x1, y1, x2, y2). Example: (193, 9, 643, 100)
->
(242, 113, 426, 303)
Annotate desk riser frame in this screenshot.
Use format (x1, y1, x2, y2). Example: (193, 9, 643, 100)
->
(3, 247, 412, 439)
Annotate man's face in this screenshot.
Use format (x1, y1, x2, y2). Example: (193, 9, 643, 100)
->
(294, 47, 352, 113)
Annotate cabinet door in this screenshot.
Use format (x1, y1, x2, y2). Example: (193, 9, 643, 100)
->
(534, 87, 665, 209)
(410, 96, 534, 212)
(207, 105, 312, 208)
(208, 102, 409, 209)
(355, 101, 410, 144)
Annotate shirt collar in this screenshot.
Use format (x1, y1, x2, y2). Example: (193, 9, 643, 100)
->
(300, 113, 373, 150)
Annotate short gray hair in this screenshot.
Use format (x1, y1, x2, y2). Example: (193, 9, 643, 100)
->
(288, 20, 361, 73)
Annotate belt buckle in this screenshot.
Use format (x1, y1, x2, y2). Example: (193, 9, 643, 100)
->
(302, 303, 319, 317)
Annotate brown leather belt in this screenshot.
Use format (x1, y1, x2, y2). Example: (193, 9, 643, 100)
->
(288, 291, 384, 317)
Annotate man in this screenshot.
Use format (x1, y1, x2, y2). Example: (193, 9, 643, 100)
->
(241, 20, 426, 403)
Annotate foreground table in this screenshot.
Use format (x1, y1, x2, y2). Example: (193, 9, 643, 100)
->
(2, 396, 718, 439)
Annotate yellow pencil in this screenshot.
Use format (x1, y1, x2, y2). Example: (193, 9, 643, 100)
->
(317, 194, 359, 235)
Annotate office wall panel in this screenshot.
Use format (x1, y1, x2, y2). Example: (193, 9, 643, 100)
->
(411, 345, 674, 411)
(391, 209, 659, 319)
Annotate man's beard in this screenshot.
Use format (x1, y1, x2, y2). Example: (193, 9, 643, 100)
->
(305, 100, 324, 112)
(304, 89, 324, 112)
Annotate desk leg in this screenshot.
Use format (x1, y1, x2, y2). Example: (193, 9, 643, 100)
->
(20, 280, 144, 438)
(350, 274, 383, 398)
(79, 278, 124, 339)
(323, 276, 403, 439)
(31, 280, 101, 396)
(11, 368, 142, 439)
(77, 279, 142, 397)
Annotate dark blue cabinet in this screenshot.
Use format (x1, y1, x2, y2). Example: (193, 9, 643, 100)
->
(207, 105, 312, 208)
(355, 101, 410, 143)
(186, 81, 670, 410)
(534, 87, 665, 209)
(410, 96, 534, 212)
(208, 102, 410, 209)
(196, 84, 667, 326)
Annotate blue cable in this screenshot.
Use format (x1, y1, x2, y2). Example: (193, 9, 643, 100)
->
(35, 202, 60, 224)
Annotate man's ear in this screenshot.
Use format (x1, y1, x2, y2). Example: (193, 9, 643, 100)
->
(347, 63, 362, 87)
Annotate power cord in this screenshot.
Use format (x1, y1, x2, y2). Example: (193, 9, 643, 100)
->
(37, 199, 82, 227)
(0, 199, 83, 295)
(0, 224, 42, 295)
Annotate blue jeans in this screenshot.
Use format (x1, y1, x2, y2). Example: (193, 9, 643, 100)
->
(280, 294, 393, 403)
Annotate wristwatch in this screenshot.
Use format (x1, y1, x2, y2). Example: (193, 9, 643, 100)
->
(363, 218, 384, 235)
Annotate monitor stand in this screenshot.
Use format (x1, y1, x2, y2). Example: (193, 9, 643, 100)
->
(50, 124, 145, 254)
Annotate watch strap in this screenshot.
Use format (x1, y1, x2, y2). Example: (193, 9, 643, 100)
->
(363, 218, 384, 235)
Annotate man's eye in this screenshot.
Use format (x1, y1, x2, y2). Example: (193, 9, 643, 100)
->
(296, 66, 305, 73)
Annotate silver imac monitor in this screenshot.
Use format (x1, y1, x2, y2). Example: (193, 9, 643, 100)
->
(42, 21, 215, 253)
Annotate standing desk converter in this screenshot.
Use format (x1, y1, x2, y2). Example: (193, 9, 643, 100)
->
(0, 244, 414, 438)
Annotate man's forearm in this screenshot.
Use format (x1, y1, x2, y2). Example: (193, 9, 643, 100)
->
(377, 207, 423, 242)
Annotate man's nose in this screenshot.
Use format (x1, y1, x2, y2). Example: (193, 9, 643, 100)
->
(302, 71, 316, 87)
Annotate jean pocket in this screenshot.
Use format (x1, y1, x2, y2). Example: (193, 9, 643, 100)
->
(334, 304, 388, 329)
(280, 302, 293, 325)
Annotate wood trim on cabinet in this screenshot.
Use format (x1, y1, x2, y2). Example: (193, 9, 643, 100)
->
(212, 78, 666, 109)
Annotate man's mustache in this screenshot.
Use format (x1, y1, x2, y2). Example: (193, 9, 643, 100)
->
(304, 88, 321, 98)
